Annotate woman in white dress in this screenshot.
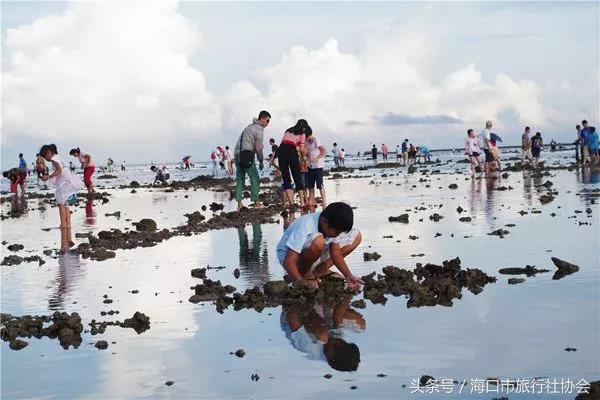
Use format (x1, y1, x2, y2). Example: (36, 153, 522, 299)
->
(40, 144, 82, 252)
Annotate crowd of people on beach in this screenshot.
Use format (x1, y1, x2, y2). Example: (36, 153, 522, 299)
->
(2, 110, 597, 289)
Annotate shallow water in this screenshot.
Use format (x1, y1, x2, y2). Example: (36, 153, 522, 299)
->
(1, 159, 599, 399)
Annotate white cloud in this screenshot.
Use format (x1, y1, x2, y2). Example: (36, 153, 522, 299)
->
(2, 1, 219, 155)
(225, 26, 549, 143)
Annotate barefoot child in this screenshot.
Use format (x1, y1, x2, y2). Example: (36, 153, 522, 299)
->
(3, 168, 24, 196)
(276, 202, 363, 289)
(40, 144, 81, 252)
(306, 130, 327, 207)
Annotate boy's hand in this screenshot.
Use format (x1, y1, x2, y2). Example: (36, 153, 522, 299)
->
(346, 274, 364, 291)
(41, 176, 49, 182)
(297, 278, 319, 291)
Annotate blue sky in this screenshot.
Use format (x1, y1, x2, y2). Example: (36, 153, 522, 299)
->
(2, 1, 598, 169)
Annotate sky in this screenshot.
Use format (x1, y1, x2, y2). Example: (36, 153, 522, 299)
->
(1, 1, 599, 169)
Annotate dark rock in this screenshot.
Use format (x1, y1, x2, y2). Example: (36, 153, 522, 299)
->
(488, 229, 509, 238)
(551, 257, 579, 280)
(97, 174, 118, 179)
(456, 206, 464, 213)
(324, 374, 332, 379)
(9, 339, 28, 350)
(351, 299, 366, 309)
(234, 349, 245, 358)
(264, 281, 288, 297)
(363, 252, 381, 261)
(191, 268, 207, 279)
(165, 381, 174, 386)
(564, 347, 577, 352)
(95, 340, 108, 350)
(134, 219, 157, 232)
(233, 268, 240, 279)
(185, 211, 205, 224)
(130, 181, 140, 188)
(507, 278, 525, 284)
(388, 214, 409, 223)
(7, 244, 24, 252)
(498, 266, 550, 276)
(459, 216, 472, 222)
(105, 211, 121, 218)
(120, 312, 150, 334)
(448, 184, 458, 189)
(539, 194, 554, 204)
(429, 213, 443, 222)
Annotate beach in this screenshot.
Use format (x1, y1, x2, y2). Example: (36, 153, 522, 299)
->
(1, 149, 598, 399)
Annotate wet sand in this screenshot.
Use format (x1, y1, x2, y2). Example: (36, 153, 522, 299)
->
(1, 151, 599, 399)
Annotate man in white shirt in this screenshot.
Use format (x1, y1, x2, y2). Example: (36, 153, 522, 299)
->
(479, 120, 493, 176)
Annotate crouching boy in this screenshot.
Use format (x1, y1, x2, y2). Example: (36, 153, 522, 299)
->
(276, 202, 363, 290)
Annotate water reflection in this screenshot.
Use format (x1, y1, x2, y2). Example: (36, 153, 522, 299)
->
(237, 224, 270, 286)
(48, 252, 85, 310)
(8, 196, 27, 219)
(280, 296, 365, 371)
(85, 197, 96, 226)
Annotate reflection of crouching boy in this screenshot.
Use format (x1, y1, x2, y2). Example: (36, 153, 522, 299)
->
(276, 202, 363, 289)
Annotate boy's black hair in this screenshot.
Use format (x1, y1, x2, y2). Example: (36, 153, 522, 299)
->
(150, 165, 157, 171)
(323, 339, 360, 372)
(269, 138, 275, 144)
(467, 129, 473, 135)
(576, 124, 581, 129)
(333, 142, 337, 146)
(591, 127, 596, 133)
(582, 120, 588, 125)
(321, 202, 353, 232)
(69, 147, 81, 156)
(2, 171, 9, 178)
(258, 110, 271, 120)
(18, 153, 23, 158)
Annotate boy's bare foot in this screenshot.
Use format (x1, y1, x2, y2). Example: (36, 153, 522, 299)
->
(252, 202, 264, 209)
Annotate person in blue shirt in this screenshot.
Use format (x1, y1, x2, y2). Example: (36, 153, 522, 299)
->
(401, 139, 409, 166)
(580, 120, 591, 163)
(276, 202, 363, 290)
(420, 146, 431, 163)
(17, 153, 27, 193)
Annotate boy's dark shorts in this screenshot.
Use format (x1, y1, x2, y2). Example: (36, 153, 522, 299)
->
(484, 149, 493, 162)
(307, 168, 324, 189)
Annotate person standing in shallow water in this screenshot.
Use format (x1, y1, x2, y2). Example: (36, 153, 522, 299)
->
(234, 110, 270, 211)
(531, 132, 543, 168)
(371, 145, 377, 164)
(381, 143, 388, 162)
(40, 144, 82, 253)
(278, 119, 310, 208)
(332, 142, 340, 168)
(69, 147, 95, 194)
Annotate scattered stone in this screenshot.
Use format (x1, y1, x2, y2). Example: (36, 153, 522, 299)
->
(456, 206, 464, 213)
(539, 194, 555, 204)
(191, 268, 207, 279)
(488, 229, 509, 238)
(234, 349, 245, 358)
(377, 373, 387, 378)
(7, 244, 24, 252)
(134, 218, 157, 232)
(130, 181, 140, 188)
(498, 266, 550, 276)
(408, 235, 418, 240)
(105, 211, 121, 218)
(95, 340, 108, 350)
(429, 213, 443, 222)
(251, 373, 260, 381)
(508, 278, 525, 285)
(165, 381, 174, 386)
(459, 216, 472, 222)
(351, 299, 366, 309)
(388, 214, 409, 223)
(363, 252, 381, 261)
(9, 339, 28, 350)
(324, 374, 332, 379)
(551, 257, 579, 280)
(97, 174, 118, 179)
(448, 184, 458, 189)
(564, 347, 577, 352)
(233, 268, 241, 279)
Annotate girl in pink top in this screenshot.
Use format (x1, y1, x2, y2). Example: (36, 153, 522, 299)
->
(278, 119, 311, 208)
(70, 147, 95, 194)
